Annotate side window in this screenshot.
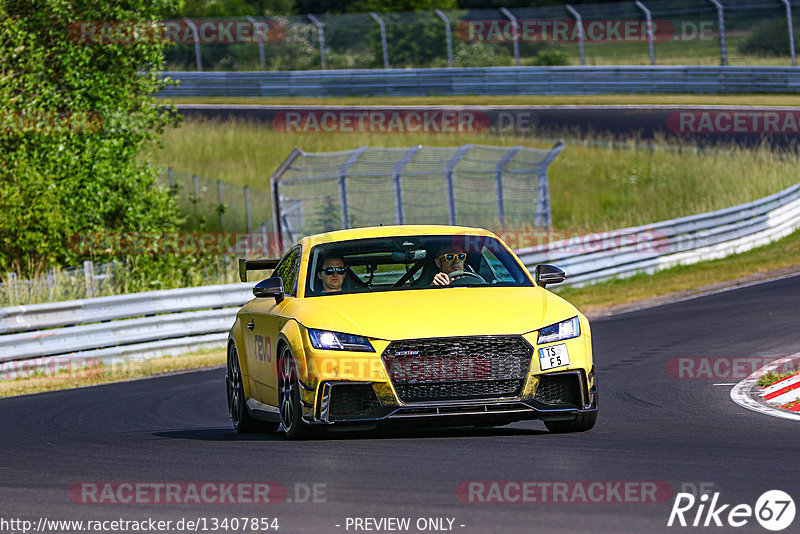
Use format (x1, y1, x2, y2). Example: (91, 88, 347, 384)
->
(273, 246, 302, 296)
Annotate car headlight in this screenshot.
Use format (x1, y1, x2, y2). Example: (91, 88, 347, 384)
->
(537, 316, 581, 344)
(308, 329, 375, 352)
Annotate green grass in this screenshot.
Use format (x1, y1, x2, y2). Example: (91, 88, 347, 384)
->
(758, 370, 798, 388)
(143, 119, 800, 234)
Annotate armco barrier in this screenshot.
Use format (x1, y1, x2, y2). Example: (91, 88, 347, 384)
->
(2, 181, 800, 376)
(158, 67, 800, 97)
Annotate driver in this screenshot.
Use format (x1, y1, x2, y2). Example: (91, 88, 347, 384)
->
(317, 256, 347, 293)
(432, 245, 467, 286)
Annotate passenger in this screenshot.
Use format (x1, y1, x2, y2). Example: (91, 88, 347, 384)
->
(317, 256, 347, 293)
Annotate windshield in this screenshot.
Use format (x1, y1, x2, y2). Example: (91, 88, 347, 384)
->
(306, 234, 532, 296)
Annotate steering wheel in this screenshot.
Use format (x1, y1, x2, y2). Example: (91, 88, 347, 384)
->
(446, 270, 486, 285)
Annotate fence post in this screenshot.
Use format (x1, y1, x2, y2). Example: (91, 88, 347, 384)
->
(565, 5, 586, 66)
(370, 11, 390, 69)
(635, 1, 655, 65)
(392, 146, 421, 225)
(270, 147, 304, 252)
(536, 141, 566, 231)
(192, 174, 199, 218)
(337, 147, 368, 229)
(183, 18, 203, 71)
(247, 16, 266, 70)
(494, 147, 521, 231)
(500, 8, 520, 66)
(307, 14, 327, 70)
(84, 260, 95, 299)
(434, 9, 454, 67)
(444, 144, 473, 225)
(217, 180, 225, 229)
(707, 0, 727, 66)
(168, 167, 174, 189)
(244, 186, 253, 232)
(6, 272, 16, 305)
(781, 0, 797, 67)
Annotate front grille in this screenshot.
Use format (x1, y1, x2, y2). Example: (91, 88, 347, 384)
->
(328, 384, 381, 421)
(382, 336, 532, 402)
(534, 373, 583, 407)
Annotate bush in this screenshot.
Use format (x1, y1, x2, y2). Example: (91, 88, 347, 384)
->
(0, 0, 184, 280)
(738, 16, 798, 57)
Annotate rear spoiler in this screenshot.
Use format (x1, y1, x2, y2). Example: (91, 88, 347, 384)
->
(239, 258, 280, 282)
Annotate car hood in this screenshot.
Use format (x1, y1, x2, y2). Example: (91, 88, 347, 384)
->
(282, 286, 579, 340)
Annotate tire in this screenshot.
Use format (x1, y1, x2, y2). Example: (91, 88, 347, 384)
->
(278, 345, 312, 440)
(544, 411, 597, 434)
(227, 341, 277, 433)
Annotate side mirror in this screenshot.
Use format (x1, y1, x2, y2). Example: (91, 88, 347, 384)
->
(253, 277, 284, 303)
(535, 264, 566, 287)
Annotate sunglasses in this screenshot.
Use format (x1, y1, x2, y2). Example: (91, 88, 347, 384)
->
(438, 253, 466, 262)
(321, 267, 347, 275)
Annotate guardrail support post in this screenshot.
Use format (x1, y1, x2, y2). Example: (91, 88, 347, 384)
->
(565, 5, 586, 66)
(307, 15, 327, 70)
(781, 0, 797, 67)
(183, 18, 203, 71)
(707, 0, 728, 65)
(635, 1, 656, 65)
(370, 12, 390, 69)
(434, 9, 453, 68)
(247, 16, 266, 70)
(500, 8, 520, 66)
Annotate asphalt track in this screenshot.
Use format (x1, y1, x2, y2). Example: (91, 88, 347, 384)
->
(1, 275, 799, 533)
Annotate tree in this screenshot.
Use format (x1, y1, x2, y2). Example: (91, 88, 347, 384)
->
(0, 0, 183, 279)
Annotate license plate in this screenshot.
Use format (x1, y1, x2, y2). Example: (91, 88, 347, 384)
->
(538, 344, 570, 371)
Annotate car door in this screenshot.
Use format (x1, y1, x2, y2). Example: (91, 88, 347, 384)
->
(250, 246, 302, 407)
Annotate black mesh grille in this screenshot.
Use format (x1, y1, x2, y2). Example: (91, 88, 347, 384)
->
(534, 373, 583, 407)
(382, 336, 532, 402)
(328, 384, 381, 421)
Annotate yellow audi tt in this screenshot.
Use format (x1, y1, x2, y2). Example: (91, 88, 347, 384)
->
(227, 225, 597, 439)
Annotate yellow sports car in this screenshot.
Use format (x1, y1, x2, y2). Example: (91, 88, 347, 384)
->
(227, 225, 597, 438)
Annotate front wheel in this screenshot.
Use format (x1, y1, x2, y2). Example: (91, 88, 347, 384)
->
(278, 345, 312, 440)
(544, 411, 597, 433)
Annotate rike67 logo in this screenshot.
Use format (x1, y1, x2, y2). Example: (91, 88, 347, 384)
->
(668, 490, 795, 531)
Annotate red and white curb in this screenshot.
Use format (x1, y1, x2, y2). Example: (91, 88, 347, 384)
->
(760, 372, 800, 411)
(730, 353, 800, 421)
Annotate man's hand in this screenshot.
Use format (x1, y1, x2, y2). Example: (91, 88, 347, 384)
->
(432, 272, 450, 286)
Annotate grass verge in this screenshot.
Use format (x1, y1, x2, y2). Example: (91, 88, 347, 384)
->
(0, 349, 225, 399)
(758, 371, 798, 388)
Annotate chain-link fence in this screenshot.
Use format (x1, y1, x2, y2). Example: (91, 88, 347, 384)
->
(156, 167, 273, 233)
(271, 143, 564, 247)
(1, 261, 121, 307)
(161, 1, 800, 71)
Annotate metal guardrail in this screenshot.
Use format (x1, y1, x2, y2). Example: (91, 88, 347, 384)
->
(158, 67, 800, 97)
(516, 182, 800, 286)
(2, 181, 800, 377)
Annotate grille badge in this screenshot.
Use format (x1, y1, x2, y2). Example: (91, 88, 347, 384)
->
(395, 350, 420, 356)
